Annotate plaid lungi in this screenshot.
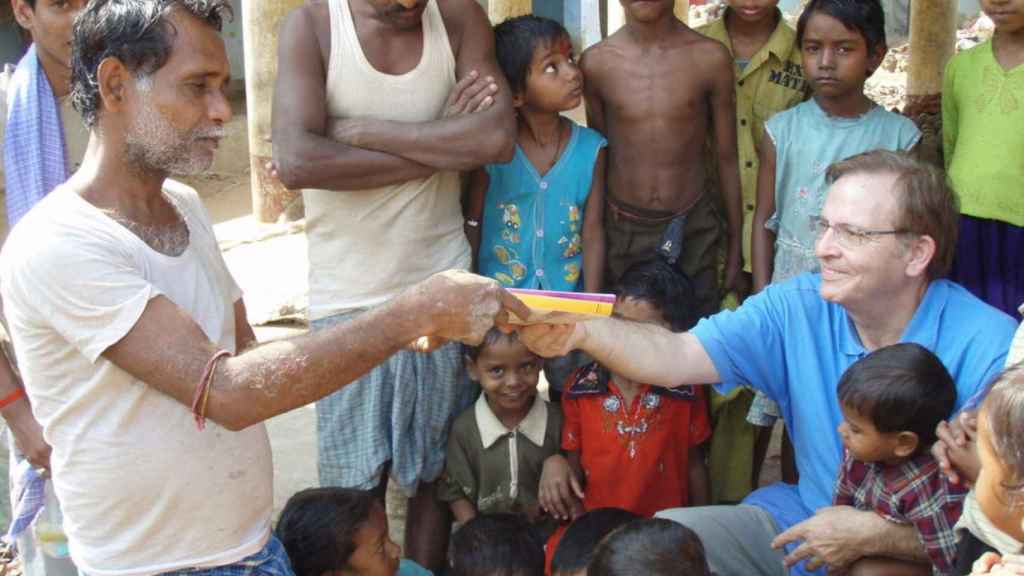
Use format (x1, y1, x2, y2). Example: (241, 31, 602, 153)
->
(313, 310, 474, 494)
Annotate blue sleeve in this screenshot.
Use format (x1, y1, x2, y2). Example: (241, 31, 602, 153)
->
(691, 283, 790, 404)
(961, 320, 1017, 412)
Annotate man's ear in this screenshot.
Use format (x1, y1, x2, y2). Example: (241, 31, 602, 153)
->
(97, 57, 131, 119)
(11, 0, 35, 31)
(904, 234, 936, 279)
(893, 431, 919, 459)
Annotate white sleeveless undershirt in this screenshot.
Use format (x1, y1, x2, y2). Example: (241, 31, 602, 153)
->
(304, 0, 471, 320)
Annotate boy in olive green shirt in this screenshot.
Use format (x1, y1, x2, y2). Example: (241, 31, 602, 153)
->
(698, 0, 807, 503)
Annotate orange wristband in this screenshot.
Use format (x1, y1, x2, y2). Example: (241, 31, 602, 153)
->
(0, 388, 26, 410)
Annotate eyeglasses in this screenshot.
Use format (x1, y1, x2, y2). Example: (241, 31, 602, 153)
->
(809, 216, 909, 249)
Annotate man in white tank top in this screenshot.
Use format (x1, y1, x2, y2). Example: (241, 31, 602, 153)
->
(273, 0, 515, 569)
(0, 2, 523, 574)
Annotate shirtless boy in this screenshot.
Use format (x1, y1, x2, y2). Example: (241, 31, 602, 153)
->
(582, 0, 742, 318)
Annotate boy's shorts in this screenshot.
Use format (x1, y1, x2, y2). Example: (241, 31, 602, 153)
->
(604, 192, 722, 320)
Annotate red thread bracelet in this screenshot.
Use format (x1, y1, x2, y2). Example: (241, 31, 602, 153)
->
(192, 350, 231, 431)
(0, 388, 25, 410)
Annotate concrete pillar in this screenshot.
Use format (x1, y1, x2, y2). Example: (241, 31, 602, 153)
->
(482, 0, 532, 23)
(906, 0, 957, 111)
(606, 0, 688, 36)
(241, 1, 305, 223)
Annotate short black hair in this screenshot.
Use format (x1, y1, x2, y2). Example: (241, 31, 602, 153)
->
(448, 514, 544, 576)
(796, 0, 886, 54)
(493, 15, 569, 95)
(614, 259, 697, 333)
(465, 327, 521, 362)
(275, 487, 378, 576)
(551, 508, 641, 574)
(837, 343, 956, 452)
(70, 0, 233, 127)
(588, 519, 711, 576)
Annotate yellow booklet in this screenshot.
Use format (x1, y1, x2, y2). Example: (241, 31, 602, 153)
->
(507, 289, 615, 325)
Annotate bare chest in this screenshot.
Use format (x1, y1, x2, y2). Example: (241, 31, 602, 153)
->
(599, 55, 708, 126)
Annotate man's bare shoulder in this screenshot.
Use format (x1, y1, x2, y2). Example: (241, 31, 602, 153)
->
(281, 2, 330, 48)
(435, 0, 490, 47)
(285, 1, 328, 32)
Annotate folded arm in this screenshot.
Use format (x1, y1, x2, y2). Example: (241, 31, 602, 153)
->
(271, 5, 438, 191)
(333, 3, 515, 171)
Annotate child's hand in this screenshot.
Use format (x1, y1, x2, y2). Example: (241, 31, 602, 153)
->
(971, 552, 1024, 575)
(997, 554, 1024, 574)
(538, 455, 584, 521)
(933, 410, 980, 485)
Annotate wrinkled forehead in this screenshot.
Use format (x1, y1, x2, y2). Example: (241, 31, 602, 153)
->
(822, 170, 901, 227)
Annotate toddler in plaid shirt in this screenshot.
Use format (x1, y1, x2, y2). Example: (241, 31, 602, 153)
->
(833, 343, 968, 576)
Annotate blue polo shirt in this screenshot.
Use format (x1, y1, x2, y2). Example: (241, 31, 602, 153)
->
(691, 274, 1015, 574)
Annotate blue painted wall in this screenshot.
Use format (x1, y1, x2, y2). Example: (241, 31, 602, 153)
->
(534, 1, 564, 21)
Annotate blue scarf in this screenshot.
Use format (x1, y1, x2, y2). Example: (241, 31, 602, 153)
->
(3, 45, 69, 226)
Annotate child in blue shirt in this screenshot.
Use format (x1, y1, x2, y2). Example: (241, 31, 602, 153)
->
(467, 15, 607, 397)
(467, 15, 607, 296)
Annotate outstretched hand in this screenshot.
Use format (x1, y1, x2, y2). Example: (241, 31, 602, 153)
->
(517, 323, 585, 359)
(410, 270, 528, 349)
